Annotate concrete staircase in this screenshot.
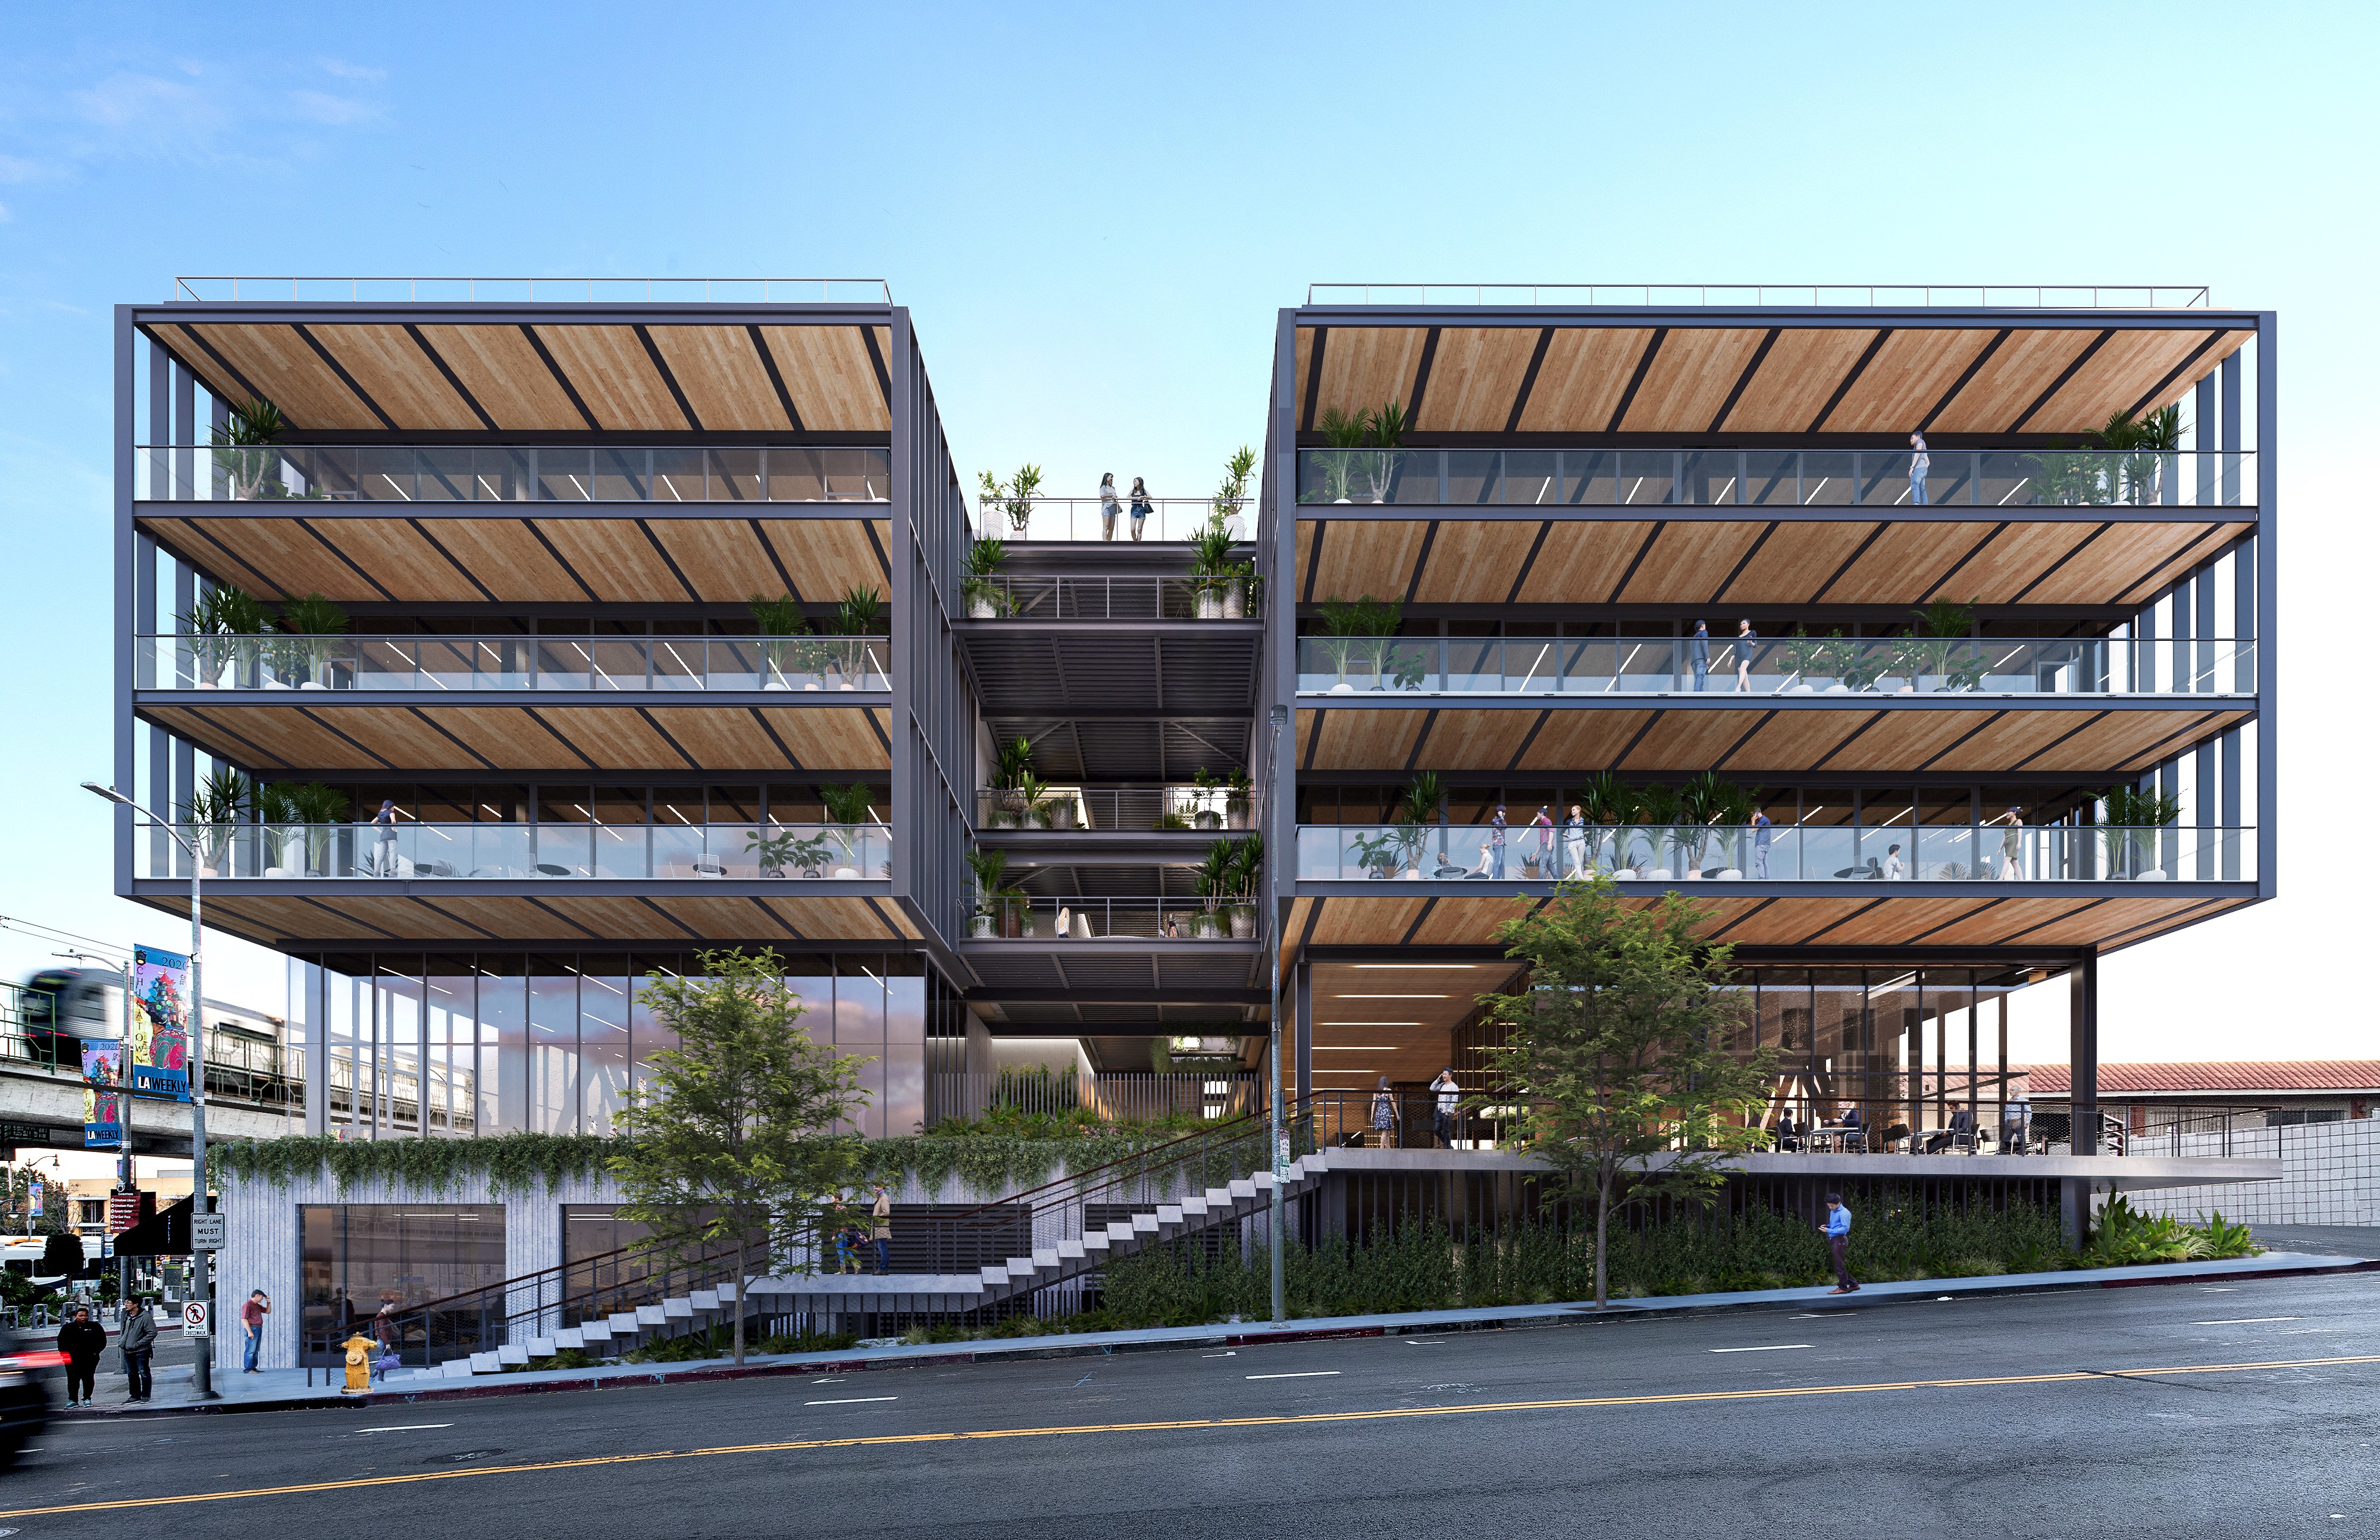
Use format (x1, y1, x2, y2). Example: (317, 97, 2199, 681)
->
(396, 1150, 1332, 1381)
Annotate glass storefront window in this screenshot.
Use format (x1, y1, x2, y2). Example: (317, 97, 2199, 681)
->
(298, 1203, 505, 1351)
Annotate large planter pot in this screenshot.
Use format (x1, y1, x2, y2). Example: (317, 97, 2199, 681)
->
(1194, 811, 1223, 832)
(1644, 868, 1673, 880)
(1715, 868, 1743, 880)
(1229, 907, 1255, 940)
(1222, 583, 1245, 620)
(1329, 680, 1355, 694)
(967, 596, 998, 619)
(1045, 803, 1077, 831)
(970, 915, 993, 938)
(1401, 866, 1423, 880)
(2135, 868, 2169, 882)
(1194, 591, 1223, 621)
(832, 865, 860, 879)
(1227, 803, 1250, 831)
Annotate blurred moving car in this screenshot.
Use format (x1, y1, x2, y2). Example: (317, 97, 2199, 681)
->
(0, 1326, 54, 1470)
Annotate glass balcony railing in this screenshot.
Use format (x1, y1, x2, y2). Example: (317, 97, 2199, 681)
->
(139, 634, 890, 692)
(973, 787, 1263, 831)
(1295, 448, 2253, 508)
(965, 895, 1258, 941)
(1297, 824, 2251, 884)
(135, 444, 891, 503)
(1295, 636, 2254, 697)
(140, 822, 891, 881)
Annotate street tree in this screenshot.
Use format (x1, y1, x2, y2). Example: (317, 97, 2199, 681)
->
(1479, 875, 1775, 1309)
(609, 948, 868, 1363)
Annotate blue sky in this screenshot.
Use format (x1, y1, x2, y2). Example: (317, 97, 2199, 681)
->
(0, 1, 2368, 1063)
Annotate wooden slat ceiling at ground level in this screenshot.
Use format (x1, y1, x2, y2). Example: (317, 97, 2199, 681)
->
(308, 324, 480, 430)
(1414, 328, 1540, 433)
(1291, 324, 2244, 436)
(156, 321, 896, 434)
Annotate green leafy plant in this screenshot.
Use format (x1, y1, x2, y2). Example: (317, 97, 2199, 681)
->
(819, 782, 878, 868)
(964, 848, 1010, 922)
(182, 766, 253, 870)
(209, 398, 290, 501)
(981, 465, 1045, 538)
(2098, 782, 2185, 877)
(747, 825, 831, 878)
(1577, 771, 1637, 871)
(1399, 771, 1443, 827)
(261, 779, 346, 873)
(831, 586, 884, 683)
(747, 593, 815, 683)
(275, 592, 350, 686)
(1210, 446, 1257, 535)
(1317, 594, 1403, 687)
(1630, 781, 1682, 873)
(178, 585, 278, 686)
(961, 536, 1012, 616)
(1308, 406, 1369, 502)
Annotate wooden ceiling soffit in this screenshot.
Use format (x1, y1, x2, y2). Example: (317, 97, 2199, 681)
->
(644, 325, 794, 432)
(1720, 328, 1878, 433)
(1822, 330, 1999, 434)
(1413, 709, 1538, 771)
(2023, 328, 2234, 436)
(2070, 521, 2250, 608)
(1411, 521, 1542, 604)
(2029, 708, 2247, 774)
(1924, 329, 2097, 434)
(759, 518, 893, 595)
(173, 324, 380, 431)
(1311, 328, 1429, 425)
(312, 518, 478, 603)
(412, 519, 590, 602)
(644, 519, 775, 603)
(412, 324, 590, 430)
(528, 325, 690, 432)
(531, 519, 690, 603)
(1307, 519, 1429, 605)
(1818, 521, 1999, 605)
(1512, 521, 1661, 605)
(1515, 328, 1656, 433)
(1511, 708, 1655, 772)
(1614, 522, 1766, 605)
(754, 327, 891, 433)
(308, 324, 483, 431)
(1717, 520, 1877, 605)
(1414, 328, 1542, 433)
(755, 707, 892, 772)
(151, 517, 355, 602)
(1297, 707, 1427, 772)
(1616, 328, 1768, 433)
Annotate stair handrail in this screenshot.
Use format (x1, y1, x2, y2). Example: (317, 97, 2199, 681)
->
(931, 1094, 1314, 1226)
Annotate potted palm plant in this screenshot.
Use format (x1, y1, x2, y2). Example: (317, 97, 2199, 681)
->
(962, 536, 1011, 619)
(1189, 518, 1236, 619)
(965, 849, 1010, 937)
(1013, 770, 1051, 831)
(2099, 783, 2183, 881)
(1893, 600, 1975, 693)
(1398, 772, 1443, 875)
(748, 593, 811, 689)
(825, 586, 884, 690)
(1225, 834, 1263, 937)
(209, 397, 289, 502)
(269, 780, 347, 875)
(1210, 446, 1256, 540)
(985, 737, 1034, 828)
(1358, 401, 1409, 503)
(1318, 595, 1401, 691)
(178, 586, 277, 688)
(820, 782, 876, 877)
(1677, 771, 1756, 878)
(183, 768, 253, 877)
(980, 465, 1044, 540)
(1225, 769, 1254, 830)
(1633, 782, 1682, 880)
(746, 824, 831, 879)
(1578, 771, 1636, 875)
(277, 593, 350, 689)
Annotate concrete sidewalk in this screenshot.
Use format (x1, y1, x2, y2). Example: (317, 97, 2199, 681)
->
(56, 1246, 2372, 1420)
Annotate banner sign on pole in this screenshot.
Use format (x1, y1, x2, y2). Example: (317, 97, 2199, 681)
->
(129, 944, 193, 1101)
(27, 1178, 42, 1219)
(82, 1040, 124, 1148)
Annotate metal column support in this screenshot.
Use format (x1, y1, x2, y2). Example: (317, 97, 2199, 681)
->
(1294, 960, 1312, 1101)
(2068, 956, 2099, 1156)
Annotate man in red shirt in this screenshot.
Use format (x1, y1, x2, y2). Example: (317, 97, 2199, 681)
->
(240, 1289, 270, 1373)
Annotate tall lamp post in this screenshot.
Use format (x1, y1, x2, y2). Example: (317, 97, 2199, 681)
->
(1266, 704, 1287, 1326)
(82, 782, 217, 1401)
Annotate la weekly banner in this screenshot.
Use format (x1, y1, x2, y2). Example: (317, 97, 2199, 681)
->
(129, 943, 192, 1100)
(82, 1040, 123, 1148)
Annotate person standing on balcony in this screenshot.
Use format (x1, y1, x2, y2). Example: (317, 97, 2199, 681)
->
(371, 798, 399, 877)
(1564, 804, 1587, 878)
(1098, 474, 1120, 541)
(1690, 619, 1710, 691)
(870, 1185, 892, 1276)
(1752, 806, 1774, 880)
(1531, 806, 1554, 874)
(1820, 1194, 1859, 1294)
(1430, 1069, 1461, 1147)
(1489, 806, 1508, 878)
(1129, 477, 1153, 541)
(1990, 806, 2025, 879)
(1734, 619, 1759, 691)
(1884, 843, 1906, 881)
(1909, 432, 1931, 506)
(1371, 1077, 1399, 1148)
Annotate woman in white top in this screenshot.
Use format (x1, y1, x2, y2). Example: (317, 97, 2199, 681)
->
(1098, 473, 1120, 541)
(1908, 432, 1930, 506)
(1564, 803, 1588, 877)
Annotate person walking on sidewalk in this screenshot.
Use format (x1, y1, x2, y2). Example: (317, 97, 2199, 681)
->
(1820, 1192, 1859, 1294)
(870, 1185, 893, 1276)
(240, 1289, 271, 1373)
(58, 1305, 105, 1408)
(118, 1295, 157, 1402)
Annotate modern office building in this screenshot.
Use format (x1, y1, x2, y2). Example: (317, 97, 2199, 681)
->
(106, 279, 2272, 1366)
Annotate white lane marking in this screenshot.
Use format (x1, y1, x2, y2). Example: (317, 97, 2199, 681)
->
(2193, 1317, 2299, 1325)
(806, 1396, 898, 1405)
(1246, 1370, 1342, 1380)
(1789, 1313, 1858, 1319)
(1709, 1344, 1813, 1353)
(358, 1424, 454, 1433)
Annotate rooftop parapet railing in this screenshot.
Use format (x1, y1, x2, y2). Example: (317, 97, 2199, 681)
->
(1304, 283, 2213, 308)
(139, 634, 890, 693)
(1297, 822, 2252, 884)
(975, 787, 1262, 832)
(1295, 448, 2251, 508)
(970, 497, 1253, 544)
(965, 895, 1260, 941)
(138, 822, 890, 882)
(963, 574, 1260, 621)
(1294, 636, 2255, 698)
(135, 444, 890, 504)
(172, 275, 892, 303)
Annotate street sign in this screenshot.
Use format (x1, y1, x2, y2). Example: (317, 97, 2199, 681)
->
(183, 1300, 209, 1335)
(190, 1211, 225, 1252)
(109, 1191, 153, 1235)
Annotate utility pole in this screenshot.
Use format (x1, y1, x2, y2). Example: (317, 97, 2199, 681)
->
(83, 782, 217, 1400)
(1266, 705, 1287, 1325)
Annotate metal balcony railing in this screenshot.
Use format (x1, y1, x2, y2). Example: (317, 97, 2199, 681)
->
(139, 634, 890, 693)
(1296, 447, 2251, 508)
(960, 575, 1260, 621)
(965, 896, 1260, 941)
(971, 497, 1252, 544)
(1297, 823, 2253, 884)
(139, 822, 891, 882)
(1303, 283, 2214, 308)
(136, 444, 890, 503)
(974, 787, 1260, 832)
(1294, 635, 2255, 697)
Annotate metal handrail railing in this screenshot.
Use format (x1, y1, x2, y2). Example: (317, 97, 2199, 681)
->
(967, 895, 1261, 941)
(136, 443, 891, 504)
(972, 497, 1256, 544)
(174, 276, 891, 303)
(138, 633, 891, 693)
(1304, 283, 2212, 308)
(964, 574, 1259, 621)
(974, 787, 1261, 832)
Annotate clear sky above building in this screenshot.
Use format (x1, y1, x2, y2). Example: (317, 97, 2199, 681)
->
(0, 1, 2366, 1063)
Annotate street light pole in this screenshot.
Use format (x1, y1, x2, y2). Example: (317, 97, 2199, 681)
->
(83, 782, 217, 1401)
(1266, 705, 1287, 1326)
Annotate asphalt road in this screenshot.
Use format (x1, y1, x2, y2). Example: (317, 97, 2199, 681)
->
(4, 1271, 2376, 1539)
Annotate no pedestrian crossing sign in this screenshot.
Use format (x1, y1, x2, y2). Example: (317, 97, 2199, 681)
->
(183, 1301, 210, 1336)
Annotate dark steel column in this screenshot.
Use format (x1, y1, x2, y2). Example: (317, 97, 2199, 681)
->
(2068, 955, 2098, 1155)
(1294, 959, 1312, 1103)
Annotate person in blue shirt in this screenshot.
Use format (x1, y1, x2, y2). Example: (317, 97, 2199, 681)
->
(1821, 1192, 1859, 1294)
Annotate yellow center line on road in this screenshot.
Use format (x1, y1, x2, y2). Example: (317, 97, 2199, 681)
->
(8, 1353, 2376, 1520)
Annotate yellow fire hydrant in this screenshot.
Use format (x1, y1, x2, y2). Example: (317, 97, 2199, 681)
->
(342, 1333, 378, 1395)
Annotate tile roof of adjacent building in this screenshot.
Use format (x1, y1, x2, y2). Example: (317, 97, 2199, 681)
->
(2022, 1062, 2380, 1095)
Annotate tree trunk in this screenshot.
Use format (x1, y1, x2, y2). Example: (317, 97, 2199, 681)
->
(1593, 1170, 1611, 1310)
(734, 1237, 748, 1365)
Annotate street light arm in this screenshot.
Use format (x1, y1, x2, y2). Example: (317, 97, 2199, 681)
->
(83, 782, 200, 859)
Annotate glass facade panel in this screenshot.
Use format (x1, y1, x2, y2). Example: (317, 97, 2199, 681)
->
(375, 965, 424, 1135)
(425, 963, 475, 1136)
(528, 962, 578, 1134)
(299, 1204, 505, 1348)
(648, 449, 705, 503)
(481, 962, 525, 1135)
(581, 971, 631, 1135)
